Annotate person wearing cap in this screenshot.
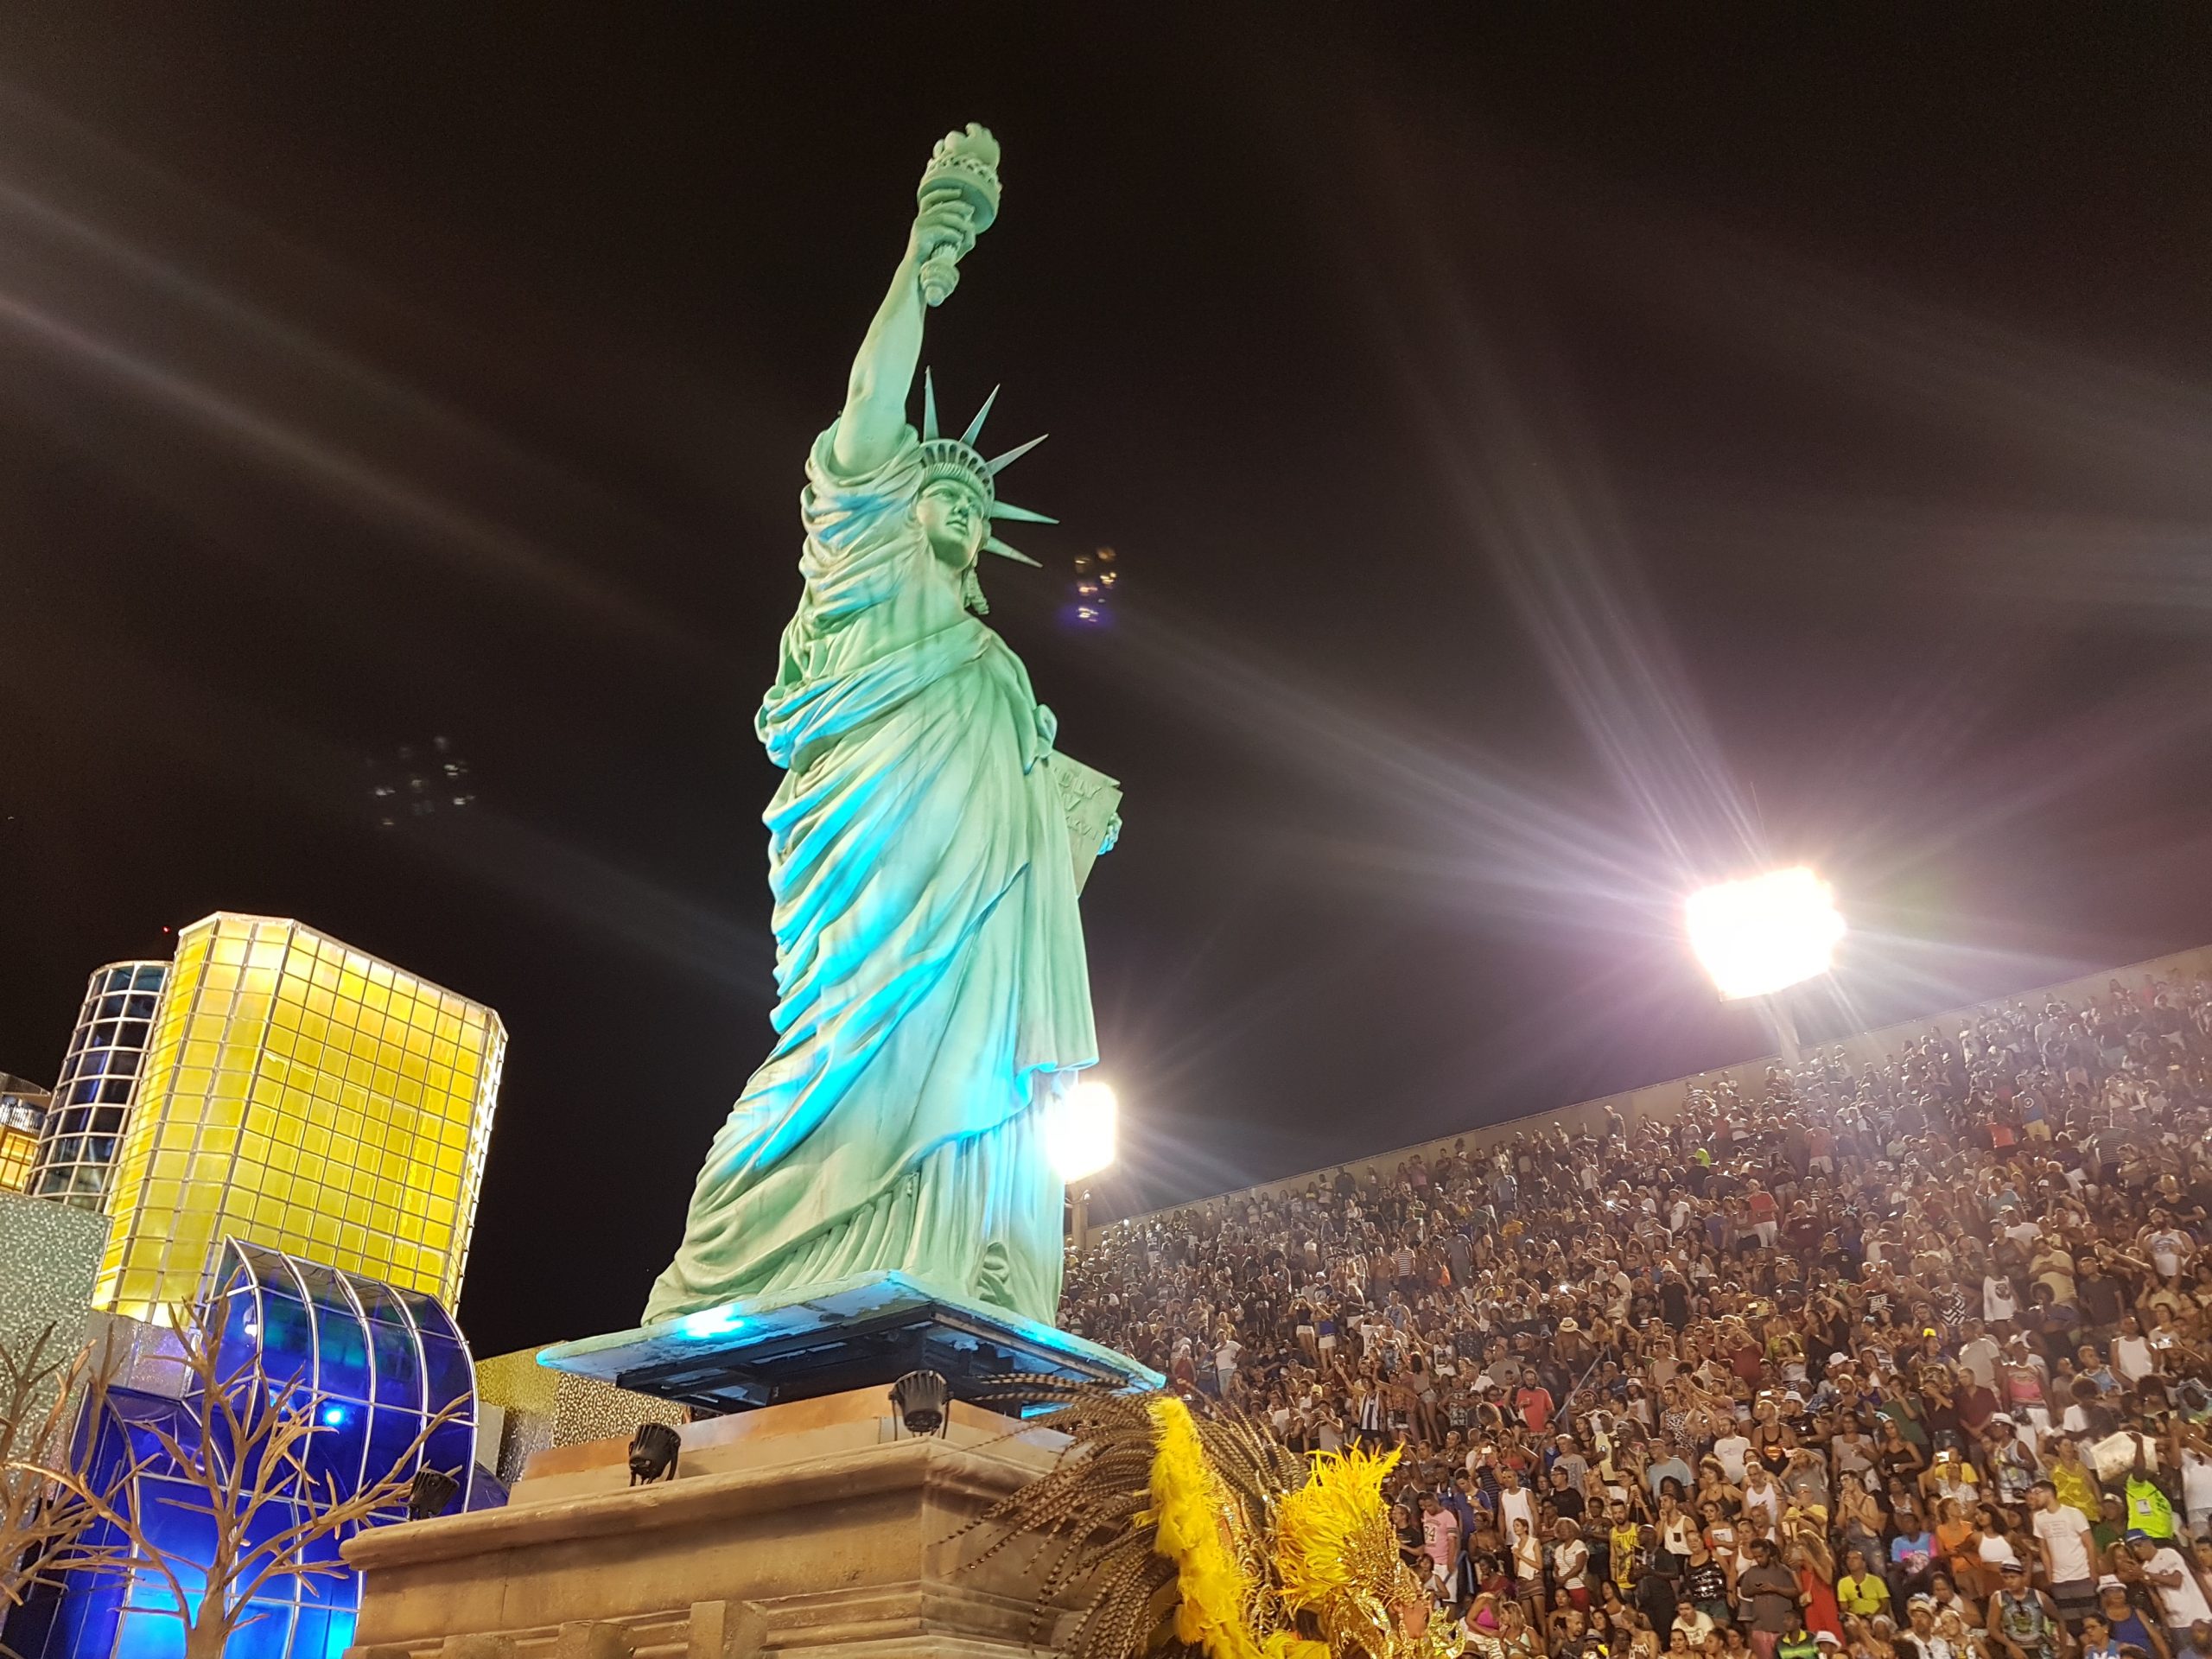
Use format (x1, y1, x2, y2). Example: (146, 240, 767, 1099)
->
(1899, 1597, 1941, 1659)
(2130, 1534, 2212, 1639)
(2094, 1579, 2172, 1659)
(1986, 1415, 2042, 1510)
(1986, 1558, 2063, 1659)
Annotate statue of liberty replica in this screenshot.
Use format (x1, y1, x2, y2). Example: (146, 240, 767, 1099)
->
(646, 126, 1116, 1332)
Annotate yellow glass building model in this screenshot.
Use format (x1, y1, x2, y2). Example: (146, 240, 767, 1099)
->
(0, 1096, 42, 1192)
(0, 1128, 34, 1192)
(93, 913, 505, 1319)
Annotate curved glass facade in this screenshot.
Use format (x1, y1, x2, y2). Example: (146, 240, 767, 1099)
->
(11, 1241, 478, 1659)
(207, 1240, 477, 1503)
(28, 962, 167, 1209)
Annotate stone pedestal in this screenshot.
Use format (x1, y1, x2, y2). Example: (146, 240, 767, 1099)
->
(342, 1386, 1074, 1659)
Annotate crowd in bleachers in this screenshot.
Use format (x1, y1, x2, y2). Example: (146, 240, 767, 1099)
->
(1062, 972, 2212, 1659)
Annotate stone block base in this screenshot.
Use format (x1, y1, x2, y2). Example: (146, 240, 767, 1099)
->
(342, 1385, 1072, 1659)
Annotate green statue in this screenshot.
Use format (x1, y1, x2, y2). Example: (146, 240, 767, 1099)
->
(645, 126, 1115, 1329)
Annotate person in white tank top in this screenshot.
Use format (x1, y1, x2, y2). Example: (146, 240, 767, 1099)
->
(2113, 1315, 2155, 1385)
(2182, 1444, 2212, 1533)
(1742, 1467, 1783, 1540)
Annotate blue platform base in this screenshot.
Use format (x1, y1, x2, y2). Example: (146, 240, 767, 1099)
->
(537, 1271, 1163, 1414)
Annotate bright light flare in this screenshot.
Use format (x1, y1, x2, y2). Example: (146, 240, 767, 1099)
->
(1046, 1078, 1117, 1184)
(1684, 868, 1845, 1001)
(677, 1306, 747, 1341)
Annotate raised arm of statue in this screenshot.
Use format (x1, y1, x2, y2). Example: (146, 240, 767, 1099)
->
(833, 124, 1001, 477)
(830, 195, 971, 476)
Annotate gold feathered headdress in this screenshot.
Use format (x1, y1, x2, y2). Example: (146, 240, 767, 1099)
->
(960, 1381, 1452, 1659)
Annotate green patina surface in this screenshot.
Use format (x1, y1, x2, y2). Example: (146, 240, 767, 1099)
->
(647, 127, 1113, 1328)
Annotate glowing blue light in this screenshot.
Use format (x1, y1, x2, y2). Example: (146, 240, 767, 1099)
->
(321, 1405, 351, 1428)
(678, 1306, 747, 1340)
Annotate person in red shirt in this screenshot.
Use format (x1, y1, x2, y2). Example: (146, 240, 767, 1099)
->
(1748, 1184, 1780, 1249)
(1731, 1320, 1769, 1387)
(1515, 1379, 1554, 1435)
(1954, 1365, 2000, 1439)
(1805, 1123, 1835, 1175)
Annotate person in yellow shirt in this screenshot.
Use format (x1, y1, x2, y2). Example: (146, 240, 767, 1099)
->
(1611, 1502, 1642, 1592)
(2050, 1437, 2103, 1526)
(1836, 1547, 1893, 1618)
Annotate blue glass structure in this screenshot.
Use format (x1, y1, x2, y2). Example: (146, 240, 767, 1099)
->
(10, 1241, 478, 1659)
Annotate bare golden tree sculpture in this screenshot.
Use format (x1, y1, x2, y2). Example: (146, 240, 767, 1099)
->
(26, 1306, 467, 1659)
(0, 1322, 114, 1652)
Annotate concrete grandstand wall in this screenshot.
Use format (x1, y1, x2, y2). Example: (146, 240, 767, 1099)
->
(1088, 944, 2212, 1248)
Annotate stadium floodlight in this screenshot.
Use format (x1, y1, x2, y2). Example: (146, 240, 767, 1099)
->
(1684, 868, 1845, 1001)
(1046, 1078, 1117, 1184)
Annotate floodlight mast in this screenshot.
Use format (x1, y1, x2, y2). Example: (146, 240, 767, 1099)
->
(1683, 868, 1845, 1072)
(1764, 997, 1803, 1071)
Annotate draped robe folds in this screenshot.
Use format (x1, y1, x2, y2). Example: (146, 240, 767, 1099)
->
(644, 423, 1098, 1327)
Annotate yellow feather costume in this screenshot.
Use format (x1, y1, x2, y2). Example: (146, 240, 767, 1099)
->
(964, 1381, 1449, 1659)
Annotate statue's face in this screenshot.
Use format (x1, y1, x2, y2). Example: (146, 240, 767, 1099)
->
(918, 480, 987, 567)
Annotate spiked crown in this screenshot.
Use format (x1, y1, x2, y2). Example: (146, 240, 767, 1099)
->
(918, 369, 1054, 565)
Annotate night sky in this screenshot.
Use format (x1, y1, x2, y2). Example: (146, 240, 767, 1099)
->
(4, 10, 2212, 1357)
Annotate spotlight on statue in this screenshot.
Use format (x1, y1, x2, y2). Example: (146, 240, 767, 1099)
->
(1045, 1078, 1117, 1185)
(890, 1369, 950, 1437)
(404, 1466, 460, 1522)
(628, 1421, 683, 1486)
(1684, 868, 1845, 1001)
